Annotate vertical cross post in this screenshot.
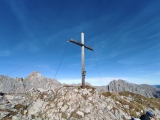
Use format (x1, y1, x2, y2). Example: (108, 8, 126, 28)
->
(69, 32, 93, 88)
(81, 32, 85, 88)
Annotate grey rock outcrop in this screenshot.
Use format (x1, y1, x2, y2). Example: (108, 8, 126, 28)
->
(0, 71, 62, 94)
(95, 79, 160, 98)
(23, 71, 61, 91)
(0, 75, 12, 93)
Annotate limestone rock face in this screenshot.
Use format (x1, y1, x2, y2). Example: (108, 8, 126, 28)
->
(95, 79, 160, 98)
(23, 71, 61, 91)
(0, 75, 15, 93)
(0, 71, 62, 93)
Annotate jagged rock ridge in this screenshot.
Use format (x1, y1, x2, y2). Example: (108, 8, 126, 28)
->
(0, 71, 62, 94)
(95, 79, 160, 98)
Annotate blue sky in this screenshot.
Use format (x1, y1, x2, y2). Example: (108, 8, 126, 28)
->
(0, 0, 160, 85)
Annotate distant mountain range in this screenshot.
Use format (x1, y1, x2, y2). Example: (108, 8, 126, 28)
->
(152, 85, 160, 89)
(0, 71, 160, 98)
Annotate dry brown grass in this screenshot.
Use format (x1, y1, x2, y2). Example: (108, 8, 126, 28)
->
(119, 91, 160, 110)
(102, 92, 118, 98)
(1, 116, 12, 120)
(61, 113, 67, 119)
(70, 111, 82, 119)
(101, 91, 159, 118)
(14, 104, 25, 110)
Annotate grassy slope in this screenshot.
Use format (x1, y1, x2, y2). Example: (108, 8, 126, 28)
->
(102, 91, 160, 119)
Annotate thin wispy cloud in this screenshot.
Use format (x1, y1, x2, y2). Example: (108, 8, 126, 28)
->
(0, 50, 11, 57)
(36, 64, 54, 73)
(8, 1, 40, 52)
(14, 40, 40, 53)
(25, 41, 39, 52)
(118, 59, 134, 65)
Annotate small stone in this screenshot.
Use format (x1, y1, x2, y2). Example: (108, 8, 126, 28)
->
(61, 104, 68, 112)
(76, 110, 84, 117)
(123, 105, 129, 109)
(12, 116, 19, 120)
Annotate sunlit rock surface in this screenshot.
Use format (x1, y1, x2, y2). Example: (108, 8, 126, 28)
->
(0, 72, 160, 120)
(95, 79, 160, 98)
(0, 85, 160, 120)
(0, 71, 62, 94)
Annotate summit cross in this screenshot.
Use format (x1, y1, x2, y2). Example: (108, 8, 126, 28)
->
(69, 32, 93, 88)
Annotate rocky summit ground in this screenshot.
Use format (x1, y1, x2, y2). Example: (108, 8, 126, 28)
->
(0, 85, 160, 120)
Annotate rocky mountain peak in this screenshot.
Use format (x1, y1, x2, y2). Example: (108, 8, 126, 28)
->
(0, 71, 62, 94)
(27, 71, 43, 79)
(95, 79, 160, 98)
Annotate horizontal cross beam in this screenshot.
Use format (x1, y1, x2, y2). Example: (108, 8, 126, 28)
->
(69, 39, 93, 51)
